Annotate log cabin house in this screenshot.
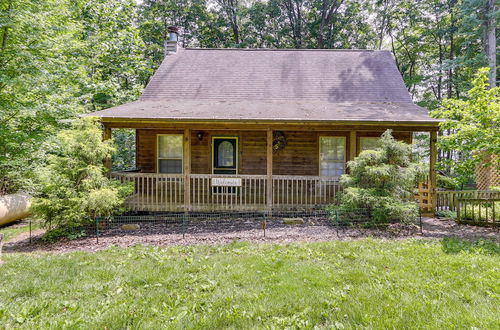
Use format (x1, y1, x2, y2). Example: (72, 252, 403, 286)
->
(88, 28, 440, 213)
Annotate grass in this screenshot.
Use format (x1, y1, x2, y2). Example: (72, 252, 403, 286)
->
(0, 220, 40, 242)
(1, 239, 499, 328)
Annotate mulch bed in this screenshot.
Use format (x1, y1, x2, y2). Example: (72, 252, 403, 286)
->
(3, 217, 498, 254)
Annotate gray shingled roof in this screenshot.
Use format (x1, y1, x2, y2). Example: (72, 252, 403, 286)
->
(88, 48, 439, 124)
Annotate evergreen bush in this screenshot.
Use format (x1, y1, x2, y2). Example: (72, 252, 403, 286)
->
(31, 118, 133, 236)
(335, 130, 421, 224)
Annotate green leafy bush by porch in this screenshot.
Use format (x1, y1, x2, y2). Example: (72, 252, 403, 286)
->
(431, 68, 500, 187)
(336, 130, 421, 224)
(30, 118, 133, 235)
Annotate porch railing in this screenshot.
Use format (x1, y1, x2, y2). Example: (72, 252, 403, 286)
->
(111, 172, 340, 212)
(111, 173, 184, 211)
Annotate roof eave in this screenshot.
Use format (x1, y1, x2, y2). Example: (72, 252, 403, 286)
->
(94, 116, 442, 127)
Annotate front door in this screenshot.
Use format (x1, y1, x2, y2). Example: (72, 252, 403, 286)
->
(212, 137, 238, 174)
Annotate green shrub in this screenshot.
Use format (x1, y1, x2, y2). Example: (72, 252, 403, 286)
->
(31, 118, 133, 235)
(435, 210, 457, 219)
(437, 175, 460, 190)
(335, 130, 421, 224)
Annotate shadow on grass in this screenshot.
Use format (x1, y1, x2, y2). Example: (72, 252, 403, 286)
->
(441, 237, 500, 255)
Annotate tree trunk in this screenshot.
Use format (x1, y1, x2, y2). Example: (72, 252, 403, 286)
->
(217, 0, 241, 45)
(447, 2, 456, 99)
(228, 0, 240, 44)
(437, 38, 443, 100)
(377, 0, 391, 50)
(283, 0, 303, 48)
(486, 0, 496, 88)
(317, 0, 344, 49)
(0, 0, 12, 54)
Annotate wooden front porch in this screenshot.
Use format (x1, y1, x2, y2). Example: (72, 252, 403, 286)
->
(103, 121, 439, 213)
(112, 172, 339, 212)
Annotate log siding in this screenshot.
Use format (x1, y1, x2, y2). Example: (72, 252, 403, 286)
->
(136, 128, 412, 176)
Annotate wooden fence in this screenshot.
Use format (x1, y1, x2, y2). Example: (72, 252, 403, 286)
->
(456, 198, 499, 225)
(435, 190, 500, 212)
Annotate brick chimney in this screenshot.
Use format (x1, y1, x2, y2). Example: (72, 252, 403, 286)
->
(164, 26, 178, 56)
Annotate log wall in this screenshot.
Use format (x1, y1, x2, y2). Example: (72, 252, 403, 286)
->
(136, 128, 413, 175)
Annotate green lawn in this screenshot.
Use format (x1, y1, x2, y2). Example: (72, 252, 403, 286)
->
(0, 221, 39, 243)
(1, 239, 499, 329)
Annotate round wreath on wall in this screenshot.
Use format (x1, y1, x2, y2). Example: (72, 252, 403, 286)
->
(272, 131, 287, 153)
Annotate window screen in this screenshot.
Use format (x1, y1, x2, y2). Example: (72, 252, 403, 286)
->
(319, 136, 345, 176)
(158, 135, 183, 173)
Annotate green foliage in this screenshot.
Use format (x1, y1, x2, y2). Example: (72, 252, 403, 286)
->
(337, 130, 420, 224)
(437, 174, 460, 190)
(435, 209, 457, 219)
(431, 68, 500, 187)
(0, 0, 147, 194)
(0, 0, 84, 193)
(1, 0, 496, 196)
(30, 118, 133, 232)
(0, 240, 499, 327)
(112, 129, 136, 171)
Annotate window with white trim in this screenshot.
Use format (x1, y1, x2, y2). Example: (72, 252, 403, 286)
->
(158, 135, 183, 173)
(359, 137, 381, 152)
(319, 136, 345, 176)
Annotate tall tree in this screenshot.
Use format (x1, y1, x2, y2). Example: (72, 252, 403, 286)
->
(315, 0, 345, 48)
(0, 0, 83, 193)
(281, 0, 306, 48)
(431, 68, 500, 186)
(215, 0, 242, 45)
(75, 0, 148, 111)
(485, 0, 496, 88)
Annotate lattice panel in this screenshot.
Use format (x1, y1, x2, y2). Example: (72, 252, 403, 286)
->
(475, 154, 500, 190)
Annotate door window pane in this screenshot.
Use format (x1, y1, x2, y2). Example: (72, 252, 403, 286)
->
(320, 136, 345, 176)
(218, 141, 234, 167)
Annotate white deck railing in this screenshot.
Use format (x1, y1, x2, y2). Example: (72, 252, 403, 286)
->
(111, 172, 340, 212)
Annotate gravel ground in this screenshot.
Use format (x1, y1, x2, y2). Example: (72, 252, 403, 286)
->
(3, 217, 499, 254)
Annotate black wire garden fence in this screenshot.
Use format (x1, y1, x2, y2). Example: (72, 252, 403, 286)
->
(22, 208, 423, 243)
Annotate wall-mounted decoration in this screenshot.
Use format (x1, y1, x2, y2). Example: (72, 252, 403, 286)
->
(272, 131, 287, 153)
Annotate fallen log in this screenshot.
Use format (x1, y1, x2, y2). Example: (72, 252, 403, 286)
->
(0, 193, 32, 226)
